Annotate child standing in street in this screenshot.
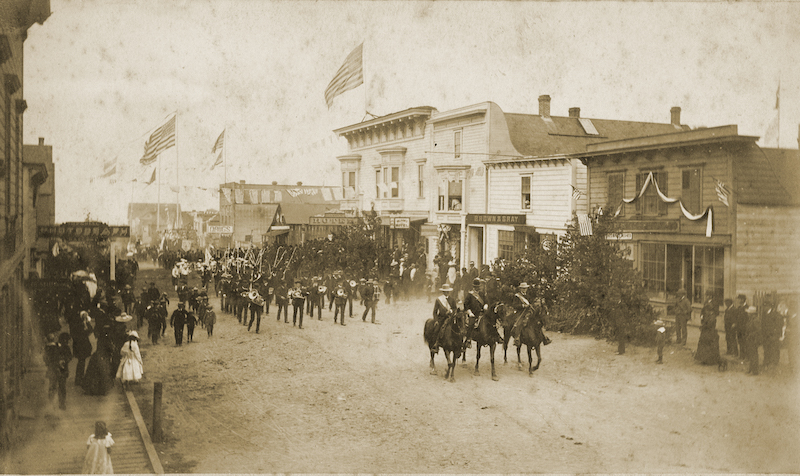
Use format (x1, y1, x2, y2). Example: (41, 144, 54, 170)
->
(82, 421, 114, 474)
(655, 320, 667, 364)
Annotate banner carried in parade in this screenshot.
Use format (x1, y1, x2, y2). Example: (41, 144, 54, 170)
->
(140, 114, 176, 165)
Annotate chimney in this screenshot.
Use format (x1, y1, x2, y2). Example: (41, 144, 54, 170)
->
(239, 180, 245, 184)
(568, 107, 580, 118)
(538, 95, 551, 118)
(272, 181, 278, 185)
(670, 107, 681, 126)
(38, 137, 44, 145)
(296, 181, 303, 186)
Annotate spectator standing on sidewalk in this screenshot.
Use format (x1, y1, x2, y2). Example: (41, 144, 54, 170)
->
(82, 421, 114, 474)
(655, 320, 666, 364)
(723, 298, 738, 356)
(674, 289, 691, 345)
(116, 331, 143, 390)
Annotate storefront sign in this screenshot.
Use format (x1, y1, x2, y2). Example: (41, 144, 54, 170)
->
(621, 220, 679, 233)
(207, 225, 234, 234)
(38, 224, 130, 240)
(436, 213, 462, 224)
(605, 233, 633, 241)
(390, 217, 410, 229)
(466, 214, 526, 225)
(309, 216, 358, 225)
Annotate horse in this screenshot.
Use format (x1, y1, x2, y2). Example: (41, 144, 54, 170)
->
(512, 306, 545, 375)
(424, 310, 466, 382)
(463, 304, 503, 381)
(493, 302, 517, 364)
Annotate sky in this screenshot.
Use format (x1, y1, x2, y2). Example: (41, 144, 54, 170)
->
(21, 0, 800, 225)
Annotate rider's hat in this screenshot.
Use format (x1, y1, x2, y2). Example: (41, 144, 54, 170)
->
(472, 278, 481, 287)
(439, 283, 453, 292)
(518, 282, 530, 289)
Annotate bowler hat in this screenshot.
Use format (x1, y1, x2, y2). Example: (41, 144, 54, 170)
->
(472, 278, 481, 287)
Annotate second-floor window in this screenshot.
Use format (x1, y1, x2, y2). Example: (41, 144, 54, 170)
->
(438, 179, 463, 211)
(521, 175, 531, 210)
(454, 130, 462, 159)
(636, 171, 668, 216)
(342, 171, 356, 199)
(377, 166, 400, 199)
(418, 164, 425, 199)
(682, 168, 702, 214)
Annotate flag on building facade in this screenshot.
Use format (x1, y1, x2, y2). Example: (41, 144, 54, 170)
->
(140, 115, 176, 165)
(324, 43, 364, 108)
(713, 177, 731, 207)
(211, 129, 224, 169)
(570, 185, 584, 200)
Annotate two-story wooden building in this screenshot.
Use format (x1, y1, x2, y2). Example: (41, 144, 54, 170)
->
(575, 124, 800, 311)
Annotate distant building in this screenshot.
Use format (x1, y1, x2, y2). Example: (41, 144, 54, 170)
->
(23, 137, 55, 277)
(218, 181, 340, 246)
(127, 203, 182, 246)
(576, 124, 800, 312)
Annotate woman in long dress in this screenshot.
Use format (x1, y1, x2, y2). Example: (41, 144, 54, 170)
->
(82, 337, 115, 396)
(695, 293, 721, 365)
(82, 421, 114, 474)
(116, 331, 143, 389)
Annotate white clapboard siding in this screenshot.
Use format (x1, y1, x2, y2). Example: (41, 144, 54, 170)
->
(736, 205, 800, 296)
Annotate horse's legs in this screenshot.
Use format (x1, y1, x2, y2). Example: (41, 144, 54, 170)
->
(527, 344, 534, 375)
(503, 328, 511, 364)
(444, 350, 455, 382)
(474, 344, 481, 376)
(516, 344, 523, 371)
(489, 342, 498, 381)
(429, 349, 437, 375)
(533, 343, 541, 372)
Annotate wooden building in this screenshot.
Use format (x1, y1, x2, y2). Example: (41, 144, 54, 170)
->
(575, 124, 800, 312)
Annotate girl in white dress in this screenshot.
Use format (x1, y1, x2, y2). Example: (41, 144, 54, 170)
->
(82, 421, 114, 474)
(115, 331, 143, 389)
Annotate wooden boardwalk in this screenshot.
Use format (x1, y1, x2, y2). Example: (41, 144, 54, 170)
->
(3, 367, 157, 474)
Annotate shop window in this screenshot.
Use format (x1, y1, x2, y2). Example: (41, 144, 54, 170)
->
(641, 242, 666, 298)
(636, 171, 668, 216)
(607, 172, 624, 215)
(682, 168, 702, 214)
(498, 230, 527, 260)
(521, 175, 531, 210)
(694, 246, 724, 304)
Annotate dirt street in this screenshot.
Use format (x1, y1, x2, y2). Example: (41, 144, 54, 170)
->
(133, 265, 799, 473)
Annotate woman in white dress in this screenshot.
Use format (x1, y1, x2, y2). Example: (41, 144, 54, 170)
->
(115, 330, 143, 389)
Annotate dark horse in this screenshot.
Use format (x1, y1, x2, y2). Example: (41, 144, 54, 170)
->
(513, 306, 545, 375)
(494, 302, 516, 364)
(424, 311, 466, 382)
(463, 305, 503, 381)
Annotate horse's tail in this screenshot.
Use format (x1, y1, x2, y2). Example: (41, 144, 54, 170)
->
(424, 318, 435, 348)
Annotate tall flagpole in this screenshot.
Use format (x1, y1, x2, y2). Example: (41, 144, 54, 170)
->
(157, 154, 161, 234)
(176, 112, 180, 228)
(224, 125, 228, 185)
(363, 41, 368, 115)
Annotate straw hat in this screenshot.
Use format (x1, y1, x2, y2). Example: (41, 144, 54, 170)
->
(439, 283, 454, 292)
(115, 312, 133, 323)
(518, 282, 530, 289)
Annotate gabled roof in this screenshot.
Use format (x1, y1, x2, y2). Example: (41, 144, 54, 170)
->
(734, 145, 800, 206)
(504, 113, 686, 158)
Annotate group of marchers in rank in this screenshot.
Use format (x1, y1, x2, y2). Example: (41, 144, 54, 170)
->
(121, 246, 554, 381)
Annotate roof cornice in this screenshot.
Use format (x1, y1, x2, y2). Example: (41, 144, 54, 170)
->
(334, 107, 436, 136)
(428, 102, 491, 124)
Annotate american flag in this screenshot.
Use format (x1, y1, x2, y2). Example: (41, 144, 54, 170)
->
(140, 115, 176, 165)
(324, 43, 364, 108)
(570, 185, 584, 200)
(211, 129, 224, 169)
(577, 213, 593, 236)
(713, 177, 731, 206)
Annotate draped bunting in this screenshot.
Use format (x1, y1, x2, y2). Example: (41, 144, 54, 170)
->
(221, 188, 232, 203)
(248, 189, 259, 204)
(618, 171, 714, 237)
(234, 189, 244, 204)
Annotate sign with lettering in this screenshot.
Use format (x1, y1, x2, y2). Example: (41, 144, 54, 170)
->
(392, 217, 410, 229)
(309, 216, 358, 225)
(436, 213, 462, 224)
(38, 224, 130, 240)
(621, 220, 680, 233)
(207, 225, 234, 234)
(465, 214, 526, 225)
(605, 233, 633, 241)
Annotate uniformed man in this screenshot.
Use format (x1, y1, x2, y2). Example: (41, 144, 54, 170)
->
(345, 277, 357, 317)
(275, 278, 289, 323)
(248, 290, 264, 333)
(361, 279, 377, 323)
(146, 301, 162, 344)
(432, 284, 457, 348)
(510, 283, 551, 346)
(291, 280, 307, 328)
(463, 278, 502, 345)
(333, 282, 348, 326)
(170, 302, 189, 346)
(314, 279, 327, 320)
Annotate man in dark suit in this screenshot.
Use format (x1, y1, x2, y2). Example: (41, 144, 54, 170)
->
(170, 302, 189, 346)
(361, 279, 377, 323)
(674, 289, 692, 345)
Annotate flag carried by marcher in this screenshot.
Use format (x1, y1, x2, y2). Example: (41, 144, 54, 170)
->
(140, 115, 176, 165)
(713, 177, 731, 207)
(211, 129, 224, 170)
(324, 43, 363, 108)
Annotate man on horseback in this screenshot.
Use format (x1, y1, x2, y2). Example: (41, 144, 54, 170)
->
(464, 278, 503, 347)
(510, 283, 552, 346)
(432, 284, 458, 349)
